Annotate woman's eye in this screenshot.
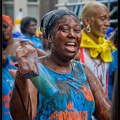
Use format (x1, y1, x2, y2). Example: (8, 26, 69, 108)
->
(59, 26, 69, 32)
(101, 18, 105, 21)
(3, 25, 8, 28)
(74, 27, 81, 33)
(62, 28, 69, 32)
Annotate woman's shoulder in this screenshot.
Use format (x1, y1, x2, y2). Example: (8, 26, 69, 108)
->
(71, 60, 87, 71)
(72, 60, 90, 72)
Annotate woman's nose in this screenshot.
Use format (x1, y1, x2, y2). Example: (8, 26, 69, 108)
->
(68, 29, 76, 37)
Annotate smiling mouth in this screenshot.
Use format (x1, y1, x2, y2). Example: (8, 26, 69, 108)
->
(65, 42, 77, 52)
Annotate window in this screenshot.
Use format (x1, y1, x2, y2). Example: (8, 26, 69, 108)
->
(4, 0, 13, 1)
(27, 0, 40, 26)
(28, 0, 37, 2)
(28, 5, 39, 26)
(3, 4, 14, 21)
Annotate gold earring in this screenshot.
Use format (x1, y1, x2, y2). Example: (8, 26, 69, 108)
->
(48, 38, 53, 43)
(86, 25, 91, 33)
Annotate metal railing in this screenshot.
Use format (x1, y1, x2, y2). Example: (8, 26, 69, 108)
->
(55, 0, 118, 24)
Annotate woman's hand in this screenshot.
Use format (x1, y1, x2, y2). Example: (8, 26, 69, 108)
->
(16, 42, 39, 78)
(10, 43, 38, 120)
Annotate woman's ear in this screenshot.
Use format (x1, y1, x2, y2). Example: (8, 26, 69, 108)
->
(48, 34, 53, 43)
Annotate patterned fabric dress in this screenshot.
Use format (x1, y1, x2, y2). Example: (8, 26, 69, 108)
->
(35, 60, 95, 120)
(2, 56, 17, 120)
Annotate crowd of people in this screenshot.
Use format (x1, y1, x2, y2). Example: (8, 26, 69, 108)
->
(2, 1, 118, 120)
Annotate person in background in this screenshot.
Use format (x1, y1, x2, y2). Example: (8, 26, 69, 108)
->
(105, 27, 118, 47)
(108, 49, 118, 101)
(110, 69, 118, 120)
(36, 28, 50, 53)
(20, 17, 46, 57)
(107, 28, 118, 101)
(105, 26, 115, 40)
(2, 14, 45, 67)
(2, 42, 17, 120)
(39, 33, 50, 53)
(10, 9, 111, 120)
(2, 15, 21, 66)
(77, 1, 116, 99)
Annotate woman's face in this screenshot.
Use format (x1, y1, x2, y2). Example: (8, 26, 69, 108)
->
(90, 6, 110, 37)
(50, 15, 81, 61)
(2, 20, 13, 42)
(26, 20, 37, 35)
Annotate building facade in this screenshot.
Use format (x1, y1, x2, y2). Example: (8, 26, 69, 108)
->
(2, 0, 41, 31)
(2, 0, 117, 32)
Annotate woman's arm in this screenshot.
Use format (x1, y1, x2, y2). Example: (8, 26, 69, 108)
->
(10, 71, 38, 120)
(36, 48, 47, 57)
(10, 43, 39, 120)
(82, 63, 111, 120)
(110, 69, 118, 120)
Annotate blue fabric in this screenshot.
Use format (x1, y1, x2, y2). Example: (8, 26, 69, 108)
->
(12, 31, 25, 39)
(108, 49, 118, 100)
(2, 41, 7, 49)
(2, 56, 16, 120)
(3, 55, 17, 70)
(22, 34, 43, 49)
(35, 60, 95, 120)
(2, 69, 14, 120)
(105, 26, 114, 39)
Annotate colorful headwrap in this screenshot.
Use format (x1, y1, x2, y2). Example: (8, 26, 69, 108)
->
(2, 15, 13, 28)
(40, 9, 79, 39)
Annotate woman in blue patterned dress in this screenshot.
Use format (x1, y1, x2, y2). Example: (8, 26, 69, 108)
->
(2, 42, 17, 120)
(10, 9, 111, 120)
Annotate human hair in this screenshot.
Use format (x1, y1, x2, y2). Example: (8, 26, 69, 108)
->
(20, 17, 37, 34)
(81, 1, 108, 22)
(40, 9, 79, 39)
